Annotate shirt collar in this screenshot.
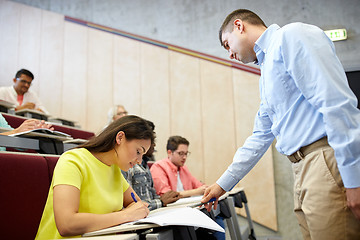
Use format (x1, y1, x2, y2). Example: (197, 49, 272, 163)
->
(11, 86, 18, 95)
(165, 158, 180, 171)
(254, 24, 280, 65)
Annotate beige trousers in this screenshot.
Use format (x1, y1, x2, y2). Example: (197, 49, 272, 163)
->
(292, 144, 360, 240)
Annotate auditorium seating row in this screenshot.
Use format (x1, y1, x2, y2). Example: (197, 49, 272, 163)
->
(2, 112, 95, 140)
(0, 151, 60, 239)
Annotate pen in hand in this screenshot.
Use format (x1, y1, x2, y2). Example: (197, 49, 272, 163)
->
(131, 192, 138, 203)
(192, 197, 217, 208)
(130, 192, 150, 218)
(131, 191, 150, 209)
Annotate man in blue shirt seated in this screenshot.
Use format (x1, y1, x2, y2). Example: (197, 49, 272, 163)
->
(202, 9, 360, 240)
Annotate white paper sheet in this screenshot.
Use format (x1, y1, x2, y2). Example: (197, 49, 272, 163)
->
(135, 207, 224, 232)
(83, 207, 224, 237)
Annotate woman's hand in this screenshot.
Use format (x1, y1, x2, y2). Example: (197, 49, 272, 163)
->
(122, 187, 149, 222)
(15, 119, 53, 133)
(1, 119, 54, 136)
(53, 184, 149, 237)
(122, 201, 150, 222)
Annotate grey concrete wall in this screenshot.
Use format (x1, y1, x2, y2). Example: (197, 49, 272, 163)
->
(11, 0, 360, 71)
(9, 1, 359, 239)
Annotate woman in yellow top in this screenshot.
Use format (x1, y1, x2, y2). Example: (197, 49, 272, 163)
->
(36, 115, 154, 239)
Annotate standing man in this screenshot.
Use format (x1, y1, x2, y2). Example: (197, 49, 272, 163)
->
(0, 69, 48, 113)
(202, 9, 360, 239)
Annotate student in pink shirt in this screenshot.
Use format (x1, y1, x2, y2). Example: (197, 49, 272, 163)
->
(150, 135, 206, 197)
(151, 136, 226, 240)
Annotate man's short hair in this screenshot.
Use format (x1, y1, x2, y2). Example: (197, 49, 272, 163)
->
(219, 9, 266, 46)
(166, 136, 189, 152)
(15, 69, 34, 80)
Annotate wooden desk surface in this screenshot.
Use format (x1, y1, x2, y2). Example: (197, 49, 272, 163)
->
(0, 134, 39, 150)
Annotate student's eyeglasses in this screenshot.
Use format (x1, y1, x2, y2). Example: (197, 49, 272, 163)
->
(174, 151, 191, 157)
(17, 78, 32, 86)
(116, 111, 128, 116)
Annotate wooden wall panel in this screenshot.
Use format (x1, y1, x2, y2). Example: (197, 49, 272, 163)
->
(233, 70, 260, 141)
(0, 1, 21, 85)
(232, 69, 277, 230)
(200, 60, 237, 184)
(169, 51, 204, 181)
(62, 22, 88, 130)
(86, 28, 114, 133)
(38, 10, 64, 116)
(140, 43, 170, 161)
(17, 4, 42, 92)
(113, 36, 141, 117)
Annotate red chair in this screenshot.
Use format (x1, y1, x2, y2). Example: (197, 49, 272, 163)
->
(0, 152, 52, 239)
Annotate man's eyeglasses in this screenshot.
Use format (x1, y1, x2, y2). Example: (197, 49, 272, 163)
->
(174, 151, 191, 157)
(17, 78, 32, 86)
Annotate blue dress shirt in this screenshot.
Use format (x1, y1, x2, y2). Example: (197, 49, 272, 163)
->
(217, 23, 360, 190)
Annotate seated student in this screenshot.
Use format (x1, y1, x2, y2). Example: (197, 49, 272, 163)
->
(35, 115, 154, 239)
(150, 135, 206, 197)
(0, 113, 53, 151)
(107, 104, 128, 125)
(0, 69, 48, 113)
(151, 135, 225, 240)
(123, 121, 180, 210)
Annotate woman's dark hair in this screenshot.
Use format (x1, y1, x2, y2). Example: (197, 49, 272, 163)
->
(78, 115, 155, 152)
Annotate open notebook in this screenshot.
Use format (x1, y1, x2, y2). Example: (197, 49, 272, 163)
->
(83, 206, 224, 237)
(9, 128, 72, 141)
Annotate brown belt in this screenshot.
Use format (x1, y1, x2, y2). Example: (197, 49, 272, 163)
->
(287, 137, 329, 163)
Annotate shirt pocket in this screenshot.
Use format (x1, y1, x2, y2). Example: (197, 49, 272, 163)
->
(263, 62, 296, 112)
